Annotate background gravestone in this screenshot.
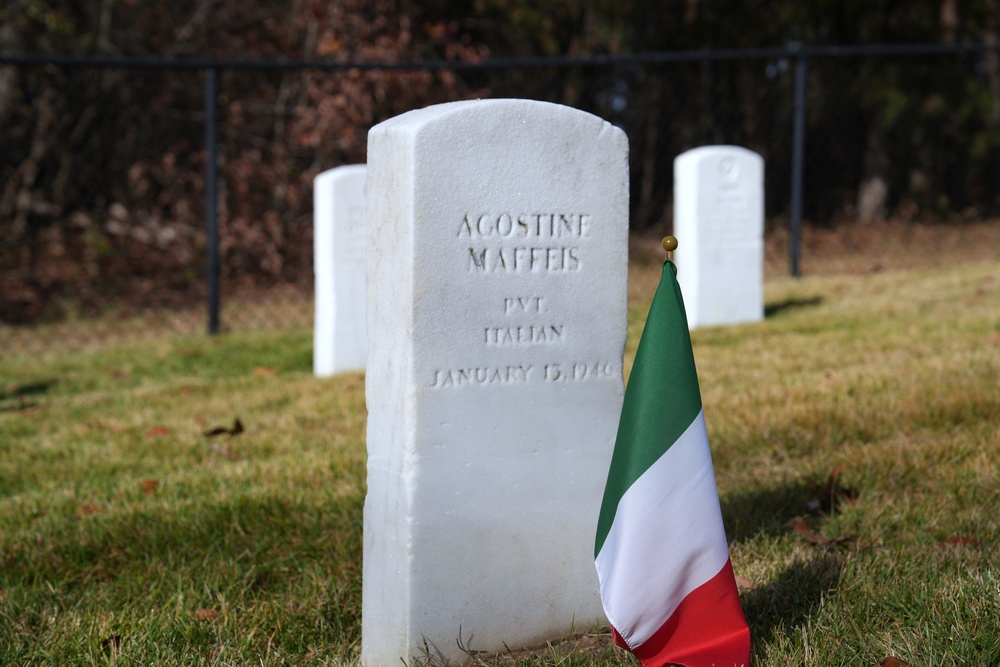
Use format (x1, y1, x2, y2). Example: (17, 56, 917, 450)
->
(673, 146, 764, 328)
(363, 99, 628, 666)
(313, 164, 367, 376)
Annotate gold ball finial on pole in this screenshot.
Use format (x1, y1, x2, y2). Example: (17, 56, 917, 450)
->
(662, 235, 678, 253)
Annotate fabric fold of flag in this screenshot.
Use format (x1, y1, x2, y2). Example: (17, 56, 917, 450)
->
(595, 258, 750, 667)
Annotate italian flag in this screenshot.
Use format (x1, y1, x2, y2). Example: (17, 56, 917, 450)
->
(594, 258, 751, 667)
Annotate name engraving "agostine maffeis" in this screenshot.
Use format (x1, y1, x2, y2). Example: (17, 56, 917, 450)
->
(460, 213, 589, 273)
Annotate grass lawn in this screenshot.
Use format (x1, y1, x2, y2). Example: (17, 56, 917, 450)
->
(2, 223, 999, 665)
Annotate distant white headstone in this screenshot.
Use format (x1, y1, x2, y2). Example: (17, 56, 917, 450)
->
(313, 164, 367, 376)
(363, 99, 628, 666)
(673, 146, 764, 328)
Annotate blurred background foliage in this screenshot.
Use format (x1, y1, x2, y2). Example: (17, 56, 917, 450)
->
(2, 0, 1000, 327)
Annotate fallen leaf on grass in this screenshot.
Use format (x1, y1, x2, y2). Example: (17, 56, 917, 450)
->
(76, 504, 104, 519)
(878, 657, 909, 667)
(194, 608, 218, 620)
(210, 443, 242, 461)
(106, 366, 128, 381)
(791, 516, 862, 549)
(139, 479, 159, 494)
(145, 426, 171, 438)
(941, 536, 981, 547)
(203, 418, 243, 437)
(734, 576, 758, 590)
(792, 516, 829, 545)
(252, 366, 278, 376)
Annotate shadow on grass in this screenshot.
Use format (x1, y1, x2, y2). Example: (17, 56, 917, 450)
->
(721, 479, 855, 543)
(0, 380, 57, 412)
(765, 296, 823, 318)
(741, 552, 843, 647)
(1, 488, 365, 652)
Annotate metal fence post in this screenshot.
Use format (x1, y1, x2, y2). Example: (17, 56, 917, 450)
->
(205, 66, 220, 334)
(790, 48, 807, 278)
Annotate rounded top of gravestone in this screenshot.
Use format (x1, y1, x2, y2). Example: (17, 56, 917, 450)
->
(369, 99, 624, 145)
(673, 145, 764, 169)
(314, 163, 367, 185)
(662, 236, 678, 252)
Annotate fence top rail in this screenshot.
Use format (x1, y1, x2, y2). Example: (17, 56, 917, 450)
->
(2, 41, 999, 72)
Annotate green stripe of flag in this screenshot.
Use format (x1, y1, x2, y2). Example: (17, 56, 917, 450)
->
(595, 260, 703, 556)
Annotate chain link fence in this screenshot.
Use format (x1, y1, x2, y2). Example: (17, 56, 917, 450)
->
(2, 45, 999, 357)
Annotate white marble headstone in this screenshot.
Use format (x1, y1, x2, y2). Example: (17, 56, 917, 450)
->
(363, 99, 628, 666)
(313, 164, 367, 376)
(673, 146, 764, 328)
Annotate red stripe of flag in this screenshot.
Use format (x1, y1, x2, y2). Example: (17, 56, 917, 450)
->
(613, 558, 750, 667)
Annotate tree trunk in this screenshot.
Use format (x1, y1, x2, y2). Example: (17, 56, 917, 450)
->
(984, 1, 1000, 213)
(0, 21, 20, 130)
(940, 0, 959, 43)
(857, 114, 890, 223)
(635, 74, 662, 231)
